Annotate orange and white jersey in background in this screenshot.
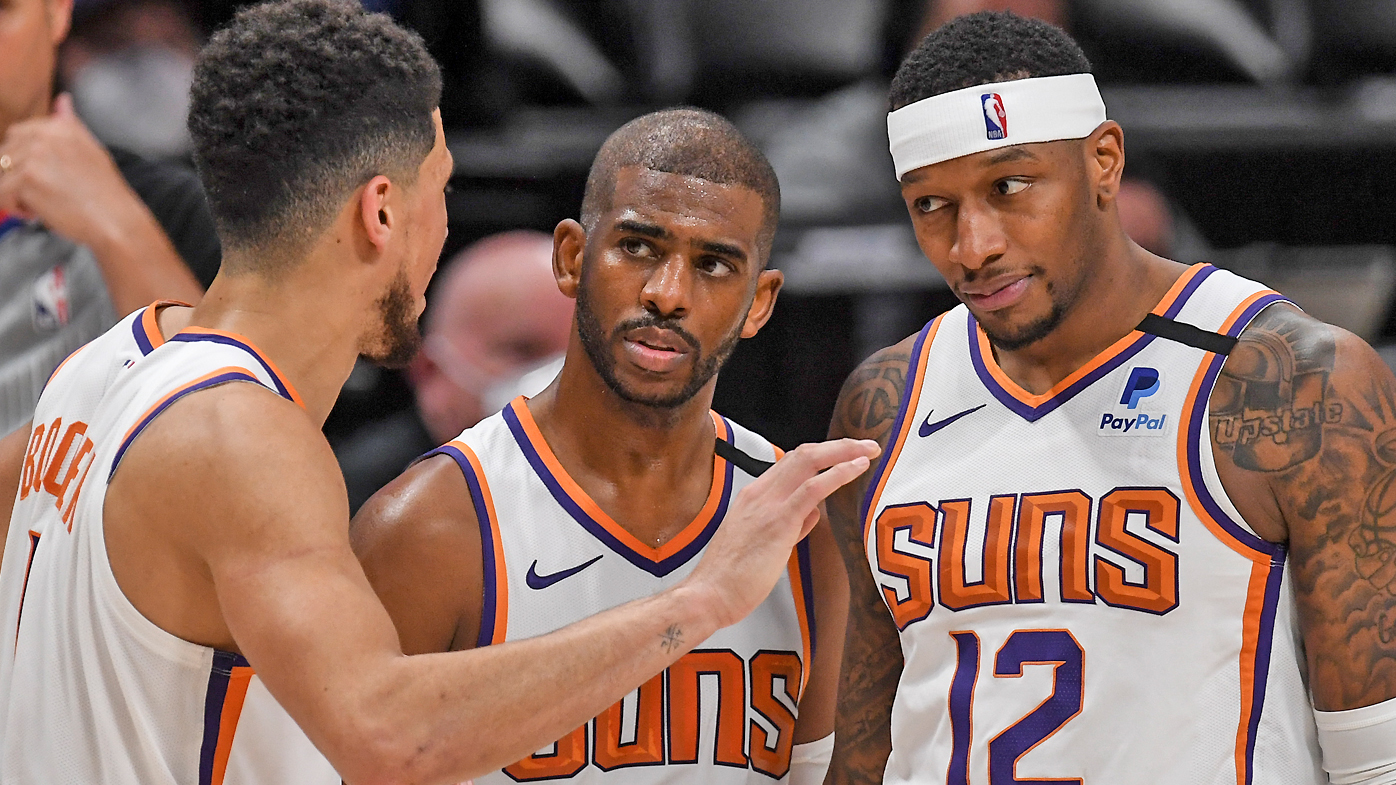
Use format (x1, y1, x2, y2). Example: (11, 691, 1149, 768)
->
(433, 398, 814, 784)
(0, 308, 338, 785)
(863, 264, 1324, 785)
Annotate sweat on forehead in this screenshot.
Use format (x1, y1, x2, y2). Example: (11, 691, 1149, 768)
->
(579, 108, 780, 251)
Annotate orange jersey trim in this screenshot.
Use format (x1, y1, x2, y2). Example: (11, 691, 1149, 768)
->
(506, 399, 732, 565)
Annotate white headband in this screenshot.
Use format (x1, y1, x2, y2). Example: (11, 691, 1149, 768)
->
(887, 73, 1108, 179)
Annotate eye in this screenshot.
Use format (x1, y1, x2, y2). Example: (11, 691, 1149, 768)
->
(697, 256, 735, 277)
(443, 182, 455, 195)
(995, 177, 1031, 196)
(914, 195, 949, 214)
(620, 237, 654, 258)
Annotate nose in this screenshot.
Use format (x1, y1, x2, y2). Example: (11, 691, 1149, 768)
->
(640, 253, 691, 318)
(947, 201, 1008, 271)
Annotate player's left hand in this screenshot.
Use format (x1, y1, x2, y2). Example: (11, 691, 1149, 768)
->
(0, 93, 147, 254)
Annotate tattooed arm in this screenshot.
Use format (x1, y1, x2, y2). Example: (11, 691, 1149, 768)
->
(1211, 304, 1396, 710)
(823, 337, 916, 784)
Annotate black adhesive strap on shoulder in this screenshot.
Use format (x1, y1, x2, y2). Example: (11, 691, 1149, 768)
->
(714, 438, 774, 477)
(1137, 313, 1238, 355)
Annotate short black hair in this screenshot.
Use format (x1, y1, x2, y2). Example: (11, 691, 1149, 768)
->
(580, 108, 781, 263)
(890, 11, 1091, 110)
(188, 0, 442, 268)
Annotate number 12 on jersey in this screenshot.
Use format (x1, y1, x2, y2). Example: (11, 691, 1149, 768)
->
(948, 629, 1083, 785)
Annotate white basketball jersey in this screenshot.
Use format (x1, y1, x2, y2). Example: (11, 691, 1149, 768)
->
(434, 398, 814, 783)
(0, 308, 339, 785)
(862, 264, 1325, 785)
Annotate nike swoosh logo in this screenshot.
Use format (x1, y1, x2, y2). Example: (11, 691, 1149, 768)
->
(526, 554, 604, 590)
(919, 405, 986, 438)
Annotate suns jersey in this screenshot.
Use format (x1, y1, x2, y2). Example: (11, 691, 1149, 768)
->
(0, 307, 339, 785)
(862, 264, 1325, 785)
(430, 398, 815, 784)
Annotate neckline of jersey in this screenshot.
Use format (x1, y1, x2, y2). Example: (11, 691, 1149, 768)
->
(968, 262, 1217, 422)
(502, 397, 735, 577)
(165, 326, 306, 409)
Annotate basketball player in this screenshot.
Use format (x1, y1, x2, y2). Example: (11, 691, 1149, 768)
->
(350, 108, 843, 785)
(824, 12, 1395, 785)
(0, 3, 878, 784)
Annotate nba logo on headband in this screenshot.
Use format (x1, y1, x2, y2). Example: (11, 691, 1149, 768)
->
(888, 74, 1107, 178)
(982, 93, 1007, 140)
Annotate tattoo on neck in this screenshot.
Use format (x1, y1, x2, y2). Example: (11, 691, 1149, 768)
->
(659, 624, 683, 653)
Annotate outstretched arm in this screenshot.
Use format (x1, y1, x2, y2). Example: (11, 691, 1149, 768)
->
(824, 338, 917, 784)
(106, 382, 877, 785)
(1211, 304, 1396, 711)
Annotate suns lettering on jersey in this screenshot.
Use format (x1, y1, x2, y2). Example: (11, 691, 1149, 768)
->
(873, 486, 1181, 619)
(501, 648, 803, 782)
(18, 417, 96, 531)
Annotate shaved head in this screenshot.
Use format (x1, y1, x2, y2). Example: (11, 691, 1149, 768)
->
(580, 108, 780, 262)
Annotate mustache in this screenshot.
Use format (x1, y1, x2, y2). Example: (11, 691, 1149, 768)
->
(612, 314, 700, 354)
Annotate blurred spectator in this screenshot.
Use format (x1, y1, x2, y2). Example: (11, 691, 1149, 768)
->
(59, 0, 201, 160)
(1117, 177, 1176, 257)
(334, 230, 574, 511)
(0, 0, 216, 436)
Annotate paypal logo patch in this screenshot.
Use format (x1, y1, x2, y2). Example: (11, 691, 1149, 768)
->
(1099, 367, 1167, 438)
(1120, 367, 1160, 409)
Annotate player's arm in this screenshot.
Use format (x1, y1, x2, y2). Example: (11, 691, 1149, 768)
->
(111, 382, 876, 785)
(823, 338, 916, 785)
(1211, 305, 1396, 780)
(0, 422, 30, 560)
(350, 455, 484, 655)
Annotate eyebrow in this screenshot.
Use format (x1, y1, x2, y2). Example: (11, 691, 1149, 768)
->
(614, 219, 671, 239)
(983, 147, 1038, 166)
(695, 239, 747, 263)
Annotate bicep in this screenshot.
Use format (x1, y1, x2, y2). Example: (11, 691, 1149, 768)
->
(146, 391, 408, 754)
(350, 456, 483, 655)
(1213, 309, 1396, 710)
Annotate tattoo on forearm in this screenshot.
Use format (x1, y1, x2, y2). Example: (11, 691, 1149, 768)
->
(659, 624, 683, 653)
(1212, 305, 1396, 706)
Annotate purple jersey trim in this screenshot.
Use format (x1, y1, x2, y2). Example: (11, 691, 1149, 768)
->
(428, 443, 504, 649)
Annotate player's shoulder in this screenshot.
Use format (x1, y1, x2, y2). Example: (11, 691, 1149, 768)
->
(1229, 302, 1382, 387)
(829, 330, 923, 443)
(349, 448, 482, 574)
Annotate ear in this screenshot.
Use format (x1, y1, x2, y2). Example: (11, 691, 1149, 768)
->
(741, 268, 784, 339)
(46, 0, 74, 46)
(552, 219, 586, 299)
(358, 175, 394, 254)
(1088, 121, 1126, 210)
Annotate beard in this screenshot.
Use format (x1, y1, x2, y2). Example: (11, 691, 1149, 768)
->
(972, 263, 1085, 352)
(575, 275, 744, 410)
(360, 267, 422, 369)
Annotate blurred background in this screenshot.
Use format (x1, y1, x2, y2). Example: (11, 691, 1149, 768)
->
(51, 0, 1396, 507)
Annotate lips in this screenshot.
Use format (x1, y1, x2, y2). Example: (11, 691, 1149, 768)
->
(622, 326, 692, 373)
(959, 274, 1032, 312)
